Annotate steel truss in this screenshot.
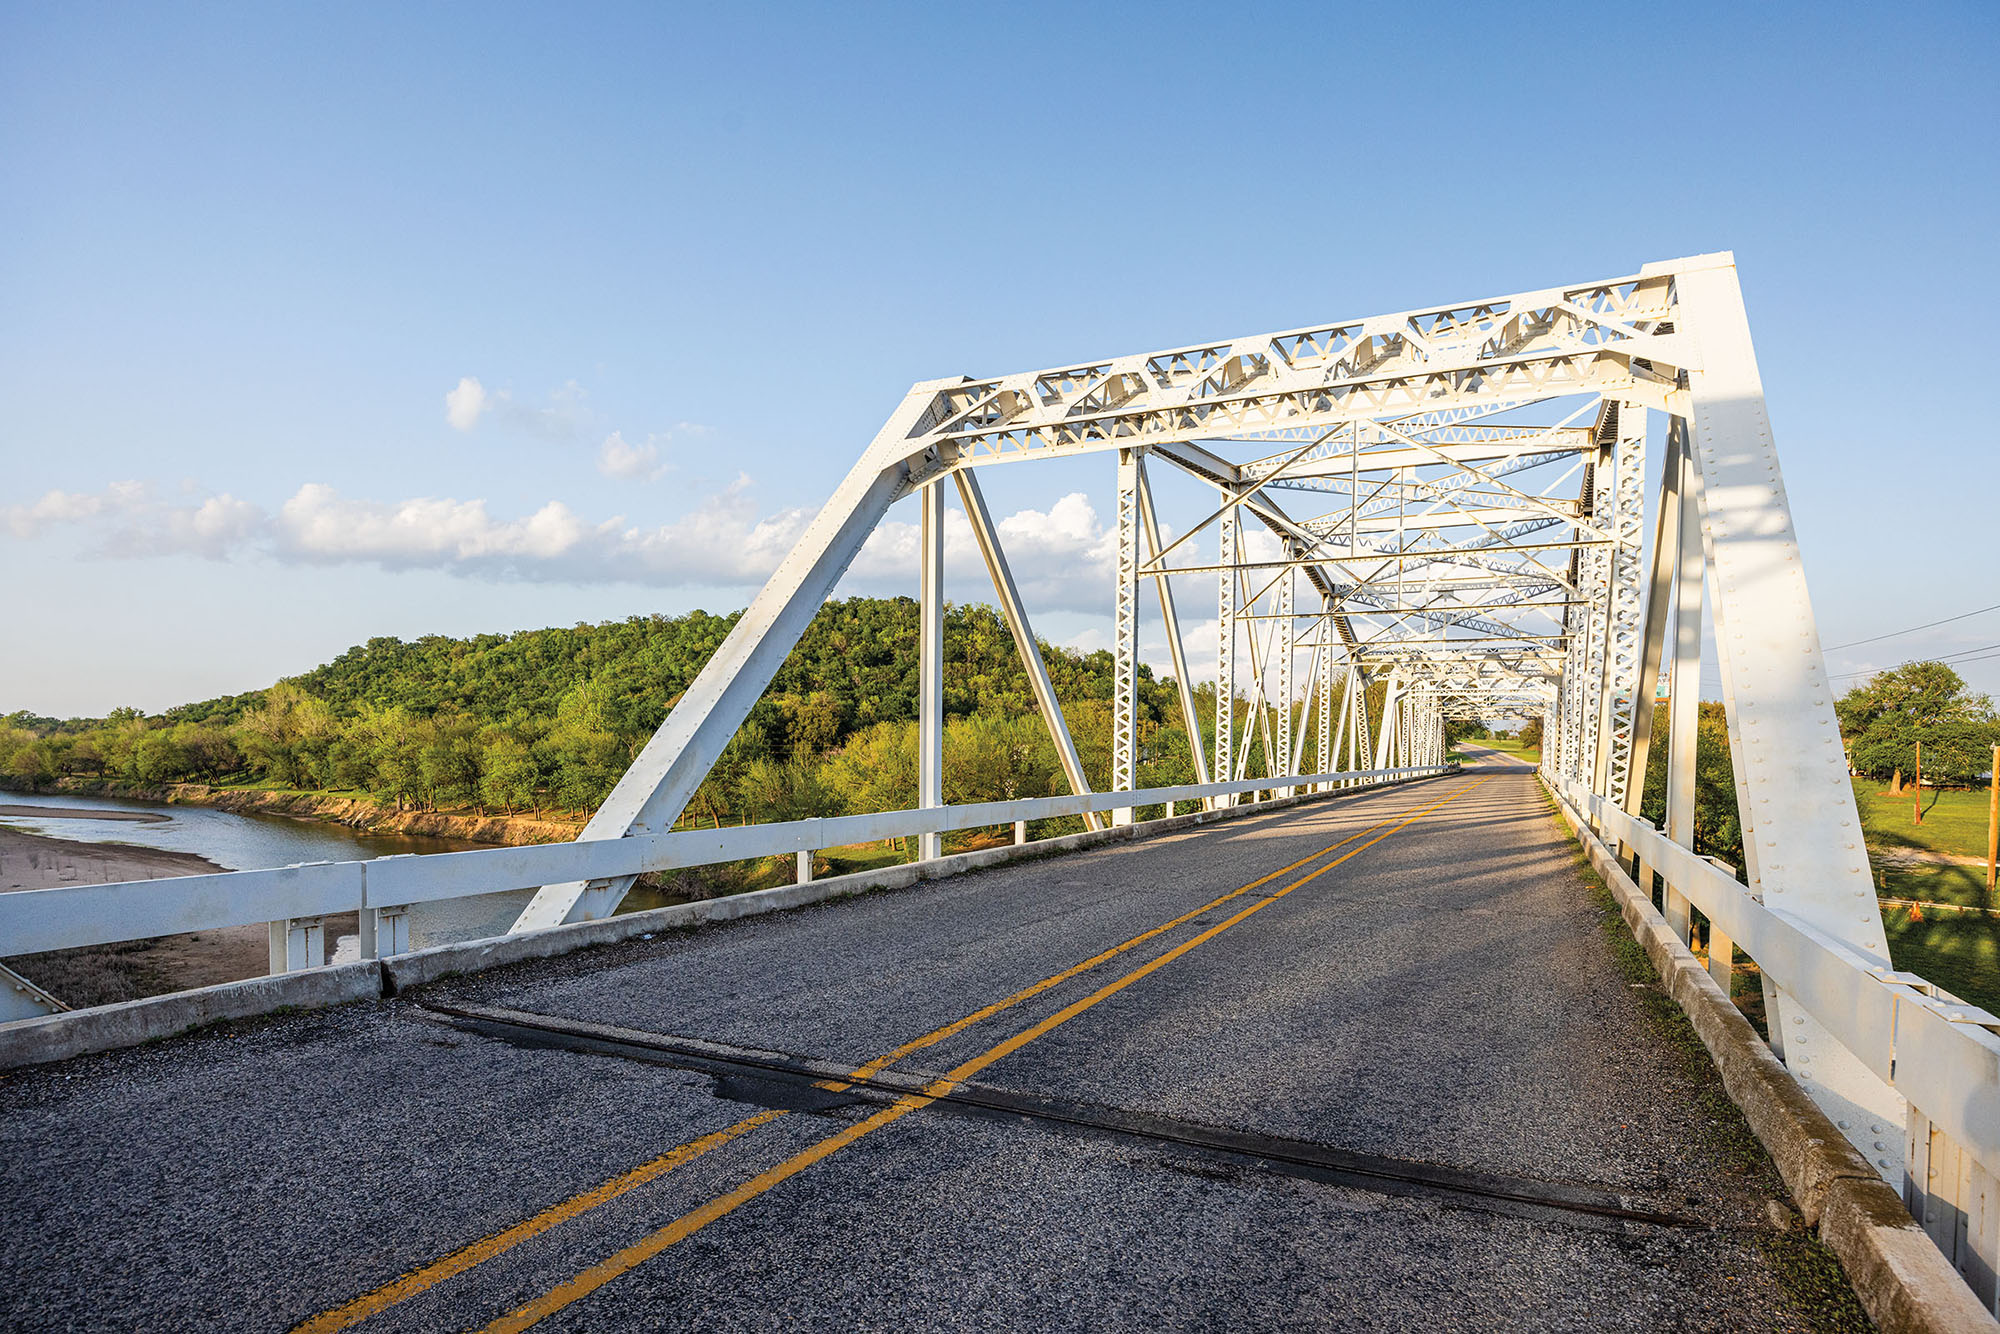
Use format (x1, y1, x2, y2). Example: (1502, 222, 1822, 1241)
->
(504, 254, 1987, 1297)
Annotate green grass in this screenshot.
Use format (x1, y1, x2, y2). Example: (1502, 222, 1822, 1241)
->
(821, 842, 913, 876)
(1856, 777, 2000, 1011)
(1878, 859, 1990, 907)
(1853, 776, 1993, 860)
(1886, 912, 2000, 1016)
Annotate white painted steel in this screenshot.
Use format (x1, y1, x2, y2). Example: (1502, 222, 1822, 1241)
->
(1675, 259, 1903, 1173)
(0, 860, 366, 957)
(1111, 448, 1141, 825)
(918, 478, 946, 864)
(0, 963, 67, 1021)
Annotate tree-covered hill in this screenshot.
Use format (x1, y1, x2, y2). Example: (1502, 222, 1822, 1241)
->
(0, 597, 1193, 822)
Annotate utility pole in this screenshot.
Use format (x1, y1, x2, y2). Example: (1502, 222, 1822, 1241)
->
(1986, 743, 1997, 896)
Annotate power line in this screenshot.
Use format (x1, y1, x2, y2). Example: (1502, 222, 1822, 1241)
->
(1823, 602, 2000, 652)
(1828, 642, 2000, 681)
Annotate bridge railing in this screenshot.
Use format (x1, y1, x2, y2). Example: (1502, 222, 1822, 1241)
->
(1551, 777, 2000, 1310)
(0, 763, 1445, 984)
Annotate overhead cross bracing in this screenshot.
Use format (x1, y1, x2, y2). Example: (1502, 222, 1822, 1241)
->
(498, 255, 2000, 1309)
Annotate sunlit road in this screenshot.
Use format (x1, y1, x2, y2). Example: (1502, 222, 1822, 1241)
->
(2, 768, 1839, 1332)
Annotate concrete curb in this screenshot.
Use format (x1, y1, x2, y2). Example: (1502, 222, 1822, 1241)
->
(0, 961, 383, 1071)
(0, 774, 1444, 1071)
(1547, 784, 1998, 1334)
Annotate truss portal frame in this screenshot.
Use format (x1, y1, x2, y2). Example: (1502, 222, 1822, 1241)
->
(504, 253, 1915, 1227)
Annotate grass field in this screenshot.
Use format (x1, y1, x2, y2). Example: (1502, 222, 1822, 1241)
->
(1886, 912, 2000, 1015)
(1850, 776, 2000, 1011)
(1852, 776, 1994, 859)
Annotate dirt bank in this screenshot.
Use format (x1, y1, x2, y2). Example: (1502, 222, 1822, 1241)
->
(27, 778, 584, 847)
(0, 803, 166, 823)
(0, 827, 326, 1010)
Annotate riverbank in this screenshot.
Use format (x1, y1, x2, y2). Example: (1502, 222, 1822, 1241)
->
(0, 826, 295, 1009)
(19, 777, 584, 848)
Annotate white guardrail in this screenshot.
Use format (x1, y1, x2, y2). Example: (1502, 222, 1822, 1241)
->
(0, 765, 1447, 965)
(1552, 776, 2000, 1305)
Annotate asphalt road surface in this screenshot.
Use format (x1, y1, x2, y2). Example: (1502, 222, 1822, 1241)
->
(1, 766, 1860, 1332)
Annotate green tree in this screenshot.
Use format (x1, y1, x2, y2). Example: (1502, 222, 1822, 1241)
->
(418, 711, 484, 809)
(1637, 699, 1745, 873)
(1838, 662, 1999, 786)
(822, 721, 919, 820)
(735, 755, 841, 824)
(944, 713, 1060, 805)
(480, 734, 540, 815)
(235, 684, 336, 787)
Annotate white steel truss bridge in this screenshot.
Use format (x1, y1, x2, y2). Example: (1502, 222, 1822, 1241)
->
(500, 250, 2000, 1310)
(4, 252, 1998, 1316)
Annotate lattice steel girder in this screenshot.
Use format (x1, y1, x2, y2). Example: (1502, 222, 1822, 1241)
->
(914, 271, 1685, 473)
(1215, 500, 1237, 806)
(1244, 432, 1594, 482)
(1324, 507, 1583, 534)
(1110, 448, 1141, 819)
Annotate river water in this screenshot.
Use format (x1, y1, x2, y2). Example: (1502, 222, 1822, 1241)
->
(0, 789, 541, 951)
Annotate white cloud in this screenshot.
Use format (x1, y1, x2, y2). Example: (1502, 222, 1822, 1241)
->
(5, 486, 120, 537)
(839, 491, 1122, 613)
(5, 481, 264, 557)
(445, 376, 489, 431)
(278, 484, 592, 566)
(5, 478, 1203, 619)
(596, 431, 664, 481)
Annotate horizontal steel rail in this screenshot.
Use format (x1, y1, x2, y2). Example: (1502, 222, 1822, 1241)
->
(1552, 778, 2000, 1175)
(0, 765, 1445, 962)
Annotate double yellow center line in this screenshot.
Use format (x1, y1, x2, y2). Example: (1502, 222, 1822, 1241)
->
(298, 776, 1485, 1334)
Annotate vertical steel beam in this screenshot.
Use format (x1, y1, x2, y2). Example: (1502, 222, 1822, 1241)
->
(1624, 416, 1683, 870)
(1275, 559, 1294, 792)
(1290, 623, 1320, 779)
(1111, 449, 1141, 825)
(1350, 667, 1372, 783)
(1373, 671, 1401, 771)
(1330, 662, 1351, 784)
(954, 471, 1103, 832)
(1662, 421, 1703, 945)
(1316, 608, 1333, 789)
(1678, 257, 1900, 1177)
(1136, 459, 1211, 788)
(267, 918, 323, 973)
(918, 478, 945, 862)
(1599, 407, 1649, 805)
(1215, 496, 1237, 808)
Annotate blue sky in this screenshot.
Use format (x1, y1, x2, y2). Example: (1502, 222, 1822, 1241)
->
(4, 1, 1996, 717)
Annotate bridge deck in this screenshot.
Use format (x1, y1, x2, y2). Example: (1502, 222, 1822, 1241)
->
(1, 766, 1858, 1331)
